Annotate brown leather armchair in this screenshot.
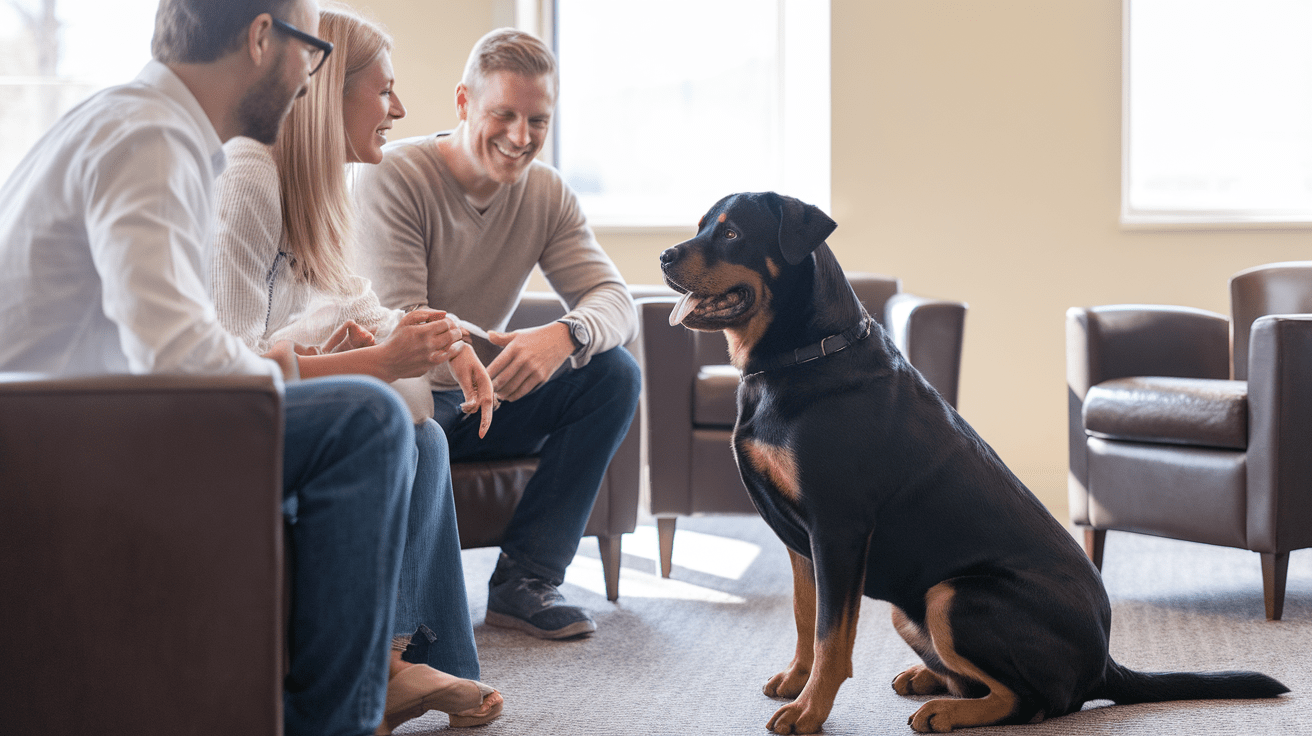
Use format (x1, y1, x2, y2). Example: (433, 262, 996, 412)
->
(0, 293, 644, 732)
(0, 373, 285, 735)
(450, 290, 644, 602)
(639, 273, 967, 577)
(1067, 261, 1312, 620)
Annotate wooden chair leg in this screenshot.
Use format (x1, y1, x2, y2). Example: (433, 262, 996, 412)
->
(1084, 528, 1106, 570)
(657, 517, 677, 578)
(1261, 551, 1289, 621)
(598, 534, 622, 602)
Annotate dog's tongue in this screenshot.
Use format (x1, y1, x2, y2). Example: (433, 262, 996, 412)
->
(669, 292, 703, 326)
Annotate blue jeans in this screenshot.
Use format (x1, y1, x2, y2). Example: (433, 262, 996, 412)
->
(433, 347, 642, 584)
(281, 376, 415, 736)
(392, 419, 480, 680)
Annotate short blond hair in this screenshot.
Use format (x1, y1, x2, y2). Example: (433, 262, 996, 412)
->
(461, 28, 557, 94)
(273, 3, 392, 294)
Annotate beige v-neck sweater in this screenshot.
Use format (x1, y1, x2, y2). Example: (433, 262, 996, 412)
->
(353, 132, 637, 391)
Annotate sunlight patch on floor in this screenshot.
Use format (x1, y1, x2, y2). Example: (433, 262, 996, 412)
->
(622, 524, 762, 580)
(564, 555, 748, 604)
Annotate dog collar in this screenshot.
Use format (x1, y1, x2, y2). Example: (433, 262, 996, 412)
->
(744, 315, 874, 378)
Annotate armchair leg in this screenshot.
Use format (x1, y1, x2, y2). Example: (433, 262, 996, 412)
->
(1083, 528, 1106, 571)
(657, 517, 677, 578)
(598, 535, 622, 602)
(1261, 552, 1289, 621)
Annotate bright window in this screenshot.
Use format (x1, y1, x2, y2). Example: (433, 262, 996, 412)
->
(1124, 0, 1312, 226)
(551, 0, 830, 228)
(0, 0, 156, 183)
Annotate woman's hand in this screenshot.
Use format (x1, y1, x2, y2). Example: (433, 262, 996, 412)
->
(450, 347, 497, 438)
(321, 320, 376, 354)
(378, 308, 464, 380)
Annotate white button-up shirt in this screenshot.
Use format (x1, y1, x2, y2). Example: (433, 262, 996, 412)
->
(0, 61, 281, 381)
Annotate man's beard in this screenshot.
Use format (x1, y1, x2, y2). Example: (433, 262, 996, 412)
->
(236, 55, 302, 145)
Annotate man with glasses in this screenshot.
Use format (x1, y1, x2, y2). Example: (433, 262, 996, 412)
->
(0, 1, 438, 735)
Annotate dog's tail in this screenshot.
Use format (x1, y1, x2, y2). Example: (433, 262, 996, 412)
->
(1089, 660, 1288, 705)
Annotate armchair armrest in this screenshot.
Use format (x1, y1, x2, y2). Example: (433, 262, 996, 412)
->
(1246, 314, 1312, 553)
(885, 293, 967, 408)
(0, 373, 284, 734)
(639, 296, 697, 515)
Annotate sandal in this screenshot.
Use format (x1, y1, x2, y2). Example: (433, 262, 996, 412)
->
(374, 663, 502, 733)
(449, 682, 503, 728)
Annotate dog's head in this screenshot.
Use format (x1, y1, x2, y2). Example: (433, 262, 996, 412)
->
(659, 192, 840, 367)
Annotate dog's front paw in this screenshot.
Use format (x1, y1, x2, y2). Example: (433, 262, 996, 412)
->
(908, 699, 959, 734)
(892, 664, 948, 696)
(763, 664, 810, 699)
(767, 699, 828, 735)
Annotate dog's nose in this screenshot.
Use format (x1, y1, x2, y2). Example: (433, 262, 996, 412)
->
(659, 246, 679, 265)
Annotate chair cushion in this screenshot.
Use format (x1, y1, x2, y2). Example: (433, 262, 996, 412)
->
(1083, 377, 1248, 450)
(693, 365, 741, 427)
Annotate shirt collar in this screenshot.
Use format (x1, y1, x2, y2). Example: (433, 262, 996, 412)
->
(134, 60, 228, 177)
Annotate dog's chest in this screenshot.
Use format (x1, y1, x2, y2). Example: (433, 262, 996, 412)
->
(732, 382, 812, 555)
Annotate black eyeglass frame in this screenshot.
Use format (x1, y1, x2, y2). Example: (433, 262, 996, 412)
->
(271, 18, 333, 76)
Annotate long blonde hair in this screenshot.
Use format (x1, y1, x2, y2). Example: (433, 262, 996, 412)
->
(273, 4, 392, 294)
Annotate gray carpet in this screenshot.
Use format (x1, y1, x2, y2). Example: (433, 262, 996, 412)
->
(394, 515, 1311, 735)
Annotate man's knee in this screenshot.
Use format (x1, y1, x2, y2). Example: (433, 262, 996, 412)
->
(587, 347, 641, 407)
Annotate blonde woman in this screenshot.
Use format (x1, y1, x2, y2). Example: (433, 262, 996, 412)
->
(211, 5, 501, 732)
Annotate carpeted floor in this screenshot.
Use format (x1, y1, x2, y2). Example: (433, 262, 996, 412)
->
(394, 515, 1311, 735)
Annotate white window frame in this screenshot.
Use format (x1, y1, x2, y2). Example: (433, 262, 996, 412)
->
(519, 0, 830, 230)
(1122, 0, 1312, 230)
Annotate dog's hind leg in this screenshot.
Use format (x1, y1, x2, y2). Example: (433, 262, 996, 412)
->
(890, 608, 949, 696)
(764, 548, 817, 699)
(765, 534, 869, 735)
(907, 583, 1021, 733)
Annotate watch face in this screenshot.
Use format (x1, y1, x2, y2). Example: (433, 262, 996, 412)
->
(565, 319, 589, 350)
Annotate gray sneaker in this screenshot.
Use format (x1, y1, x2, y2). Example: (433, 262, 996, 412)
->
(485, 555, 596, 639)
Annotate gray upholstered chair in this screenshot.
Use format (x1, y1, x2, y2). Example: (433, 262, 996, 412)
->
(639, 273, 967, 577)
(1067, 261, 1312, 620)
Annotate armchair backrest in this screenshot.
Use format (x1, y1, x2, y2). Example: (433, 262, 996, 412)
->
(1231, 261, 1312, 380)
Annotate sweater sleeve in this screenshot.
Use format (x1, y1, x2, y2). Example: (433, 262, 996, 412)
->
(268, 272, 402, 347)
(211, 138, 285, 355)
(535, 168, 638, 363)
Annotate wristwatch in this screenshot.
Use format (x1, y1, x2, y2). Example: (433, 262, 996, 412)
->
(557, 318, 590, 356)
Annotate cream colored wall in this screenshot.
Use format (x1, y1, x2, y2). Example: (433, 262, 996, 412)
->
(356, 0, 1311, 516)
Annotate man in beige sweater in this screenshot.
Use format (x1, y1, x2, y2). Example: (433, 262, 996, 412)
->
(354, 28, 640, 639)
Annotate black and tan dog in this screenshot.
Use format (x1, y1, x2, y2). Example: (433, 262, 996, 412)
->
(659, 192, 1288, 734)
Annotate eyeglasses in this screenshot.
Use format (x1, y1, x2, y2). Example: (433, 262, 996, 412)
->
(271, 18, 333, 76)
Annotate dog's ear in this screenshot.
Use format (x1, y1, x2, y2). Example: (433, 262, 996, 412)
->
(767, 193, 837, 265)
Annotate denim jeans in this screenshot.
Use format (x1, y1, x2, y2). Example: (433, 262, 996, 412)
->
(392, 418, 480, 680)
(281, 376, 415, 736)
(433, 347, 642, 584)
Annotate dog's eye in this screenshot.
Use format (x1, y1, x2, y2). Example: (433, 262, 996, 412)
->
(724, 230, 738, 240)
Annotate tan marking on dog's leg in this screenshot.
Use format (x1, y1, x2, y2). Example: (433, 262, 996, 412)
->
(891, 608, 948, 695)
(764, 549, 816, 699)
(769, 587, 862, 734)
(742, 439, 801, 502)
(907, 584, 1019, 733)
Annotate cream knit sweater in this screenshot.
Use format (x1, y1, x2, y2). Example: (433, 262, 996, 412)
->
(211, 137, 400, 354)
